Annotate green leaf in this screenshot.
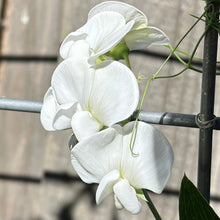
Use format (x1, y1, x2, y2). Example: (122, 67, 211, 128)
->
(179, 175, 220, 220)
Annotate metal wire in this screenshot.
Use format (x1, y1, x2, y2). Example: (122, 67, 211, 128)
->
(0, 98, 42, 113)
(1, 98, 220, 130)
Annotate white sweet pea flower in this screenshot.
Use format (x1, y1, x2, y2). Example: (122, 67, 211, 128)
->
(40, 58, 139, 141)
(71, 121, 174, 214)
(60, 11, 135, 63)
(88, 1, 169, 50)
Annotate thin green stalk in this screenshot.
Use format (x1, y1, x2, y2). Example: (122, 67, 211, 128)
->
(168, 30, 220, 75)
(143, 189, 162, 220)
(130, 4, 219, 219)
(124, 54, 131, 69)
(172, 48, 203, 60)
(189, 66, 203, 73)
(168, 45, 187, 66)
(152, 10, 206, 79)
(167, 45, 203, 73)
(129, 9, 209, 154)
(188, 27, 209, 66)
(172, 48, 220, 64)
(155, 67, 188, 80)
(189, 13, 206, 22)
(130, 78, 152, 154)
(161, 27, 209, 79)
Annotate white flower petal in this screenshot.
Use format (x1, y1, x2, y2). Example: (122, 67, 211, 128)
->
(71, 127, 122, 183)
(65, 39, 91, 59)
(51, 58, 94, 107)
(114, 194, 123, 210)
(89, 60, 139, 126)
(71, 111, 102, 141)
(40, 87, 77, 131)
(96, 170, 120, 205)
(60, 32, 88, 59)
(40, 87, 58, 131)
(88, 1, 147, 30)
(82, 11, 134, 62)
(113, 179, 141, 214)
(121, 121, 174, 194)
(53, 102, 78, 130)
(125, 27, 169, 50)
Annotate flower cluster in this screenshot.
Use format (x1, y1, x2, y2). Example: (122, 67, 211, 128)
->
(40, 1, 173, 215)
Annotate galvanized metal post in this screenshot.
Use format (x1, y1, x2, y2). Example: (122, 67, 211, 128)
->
(197, 1, 219, 202)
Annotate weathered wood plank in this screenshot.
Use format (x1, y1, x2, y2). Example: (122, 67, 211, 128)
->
(0, 1, 64, 218)
(0, 62, 56, 177)
(0, 180, 40, 220)
(1, 0, 62, 55)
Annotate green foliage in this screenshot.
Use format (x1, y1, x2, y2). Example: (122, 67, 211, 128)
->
(179, 175, 220, 220)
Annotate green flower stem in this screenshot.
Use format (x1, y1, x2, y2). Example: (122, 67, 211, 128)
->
(130, 66, 187, 157)
(155, 67, 188, 80)
(124, 53, 131, 69)
(156, 9, 207, 77)
(167, 45, 187, 66)
(131, 5, 219, 219)
(189, 66, 203, 73)
(188, 27, 209, 66)
(168, 45, 203, 73)
(171, 48, 203, 61)
(129, 77, 152, 155)
(189, 13, 206, 23)
(171, 48, 220, 64)
(155, 10, 207, 78)
(130, 10, 209, 154)
(142, 189, 162, 220)
(148, 9, 208, 82)
(158, 27, 208, 79)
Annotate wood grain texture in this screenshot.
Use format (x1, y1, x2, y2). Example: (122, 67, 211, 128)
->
(1, 0, 62, 55)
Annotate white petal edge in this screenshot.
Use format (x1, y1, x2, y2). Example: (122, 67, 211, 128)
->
(40, 87, 58, 131)
(96, 170, 120, 205)
(124, 27, 169, 50)
(82, 11, 134, 63)
(71, 111, 102, 141)
(40, 87, 77, 131)
(88, 1, 147, 30)
(121, 121, 174, 194)
(113, 179, 141, 214)
(51, 58, 94, 107)
(65, 39, 91, 60)
(71, 127, 122, 183)
(60, 32, 88, 59)
(114, 194, 124, 210)
(52, 102, 78, 130)
(89, 60, 139, 126)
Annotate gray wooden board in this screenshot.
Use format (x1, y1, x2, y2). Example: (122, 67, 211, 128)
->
(1, 0, 63, 55)
(0, 180, 40, 220)
(0, 61, 56, 177)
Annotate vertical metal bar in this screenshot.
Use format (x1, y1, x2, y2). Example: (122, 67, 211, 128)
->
(197, 1, 219, 202)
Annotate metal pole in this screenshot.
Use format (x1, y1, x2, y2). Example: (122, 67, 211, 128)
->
(136, 111, 220, 130)
(2, 98, 220, 130)
(197, 1, 219, 202)
(0, 98, 42, 113)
